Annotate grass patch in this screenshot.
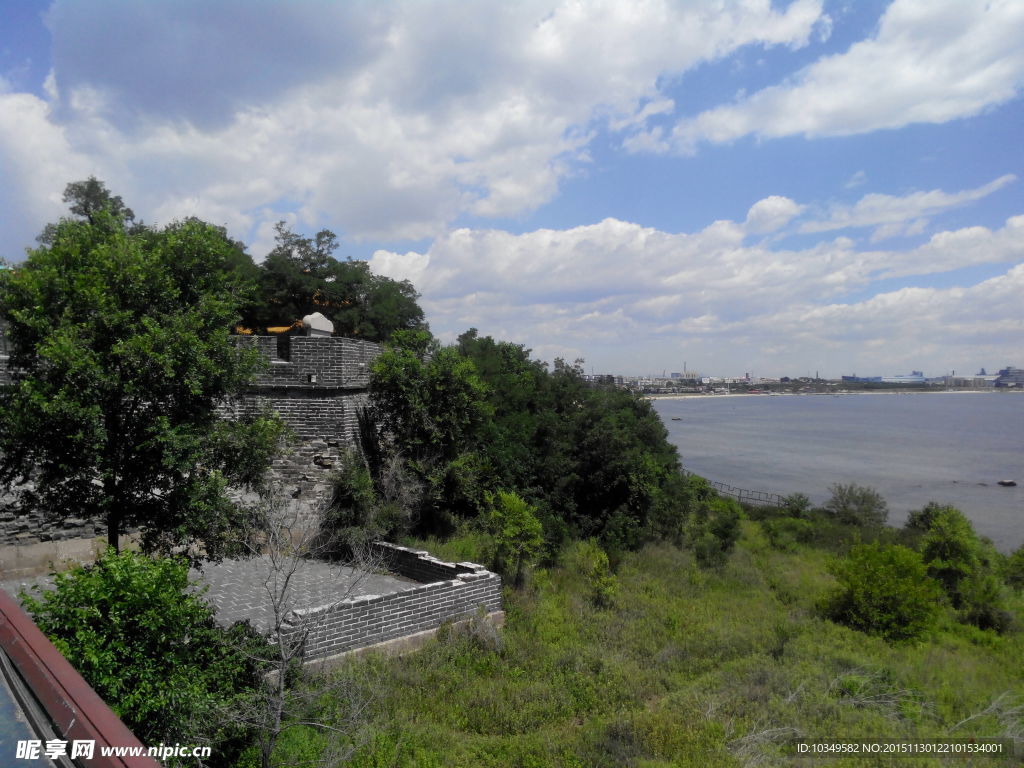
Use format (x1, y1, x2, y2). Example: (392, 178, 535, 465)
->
(269, 527, 1023, 767)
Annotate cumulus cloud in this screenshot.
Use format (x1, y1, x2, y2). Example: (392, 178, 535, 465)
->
(369, 210, 1024, 372)
(668, 0, 1024, 152)
(799, 174, 1017, 240)
(744, 195, 804, 234)
(1, 0, 827, 251)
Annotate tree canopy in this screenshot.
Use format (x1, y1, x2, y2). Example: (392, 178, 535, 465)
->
(241, 221, 426, 342)
(0, 190, 282, 555)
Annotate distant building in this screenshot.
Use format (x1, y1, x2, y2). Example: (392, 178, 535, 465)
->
(995, 366, 1024, 388)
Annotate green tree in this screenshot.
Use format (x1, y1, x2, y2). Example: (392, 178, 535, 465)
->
(486, 490, 544, 587)
(0, 194, 281, 554)
(368, 331, 492, 533)
(243, 222, 425, 341)
(919, 506, 980, 606)
(21, 549, 265, 755)
(825, 483, 888, 528)
(823, 542, 942, 642)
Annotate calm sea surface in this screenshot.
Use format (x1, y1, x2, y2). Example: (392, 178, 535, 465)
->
(652, 392, 1024, 552)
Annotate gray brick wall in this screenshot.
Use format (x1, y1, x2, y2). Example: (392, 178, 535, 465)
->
(245, 336, 383, 390)
(280, 542, 503, 659)
(1, 334, 385, 546)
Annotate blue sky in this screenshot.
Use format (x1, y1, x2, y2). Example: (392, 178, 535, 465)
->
(1, 0, 1021, 377)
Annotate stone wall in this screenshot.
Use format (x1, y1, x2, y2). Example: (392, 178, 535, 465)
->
(229, 335, 384, 509)
(280, 542, 503, 660)
(247, 335, 382, 390)
(0, 332, 385, 554)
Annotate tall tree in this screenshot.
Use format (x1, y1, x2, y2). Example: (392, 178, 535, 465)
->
(243, 222, 425, 342)
(0, 185, 281, 555)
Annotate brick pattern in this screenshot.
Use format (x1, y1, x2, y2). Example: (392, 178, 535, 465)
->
(246, 336, 383, 390)
(0, 505, 105, 547)
(280, 542, 502, 660)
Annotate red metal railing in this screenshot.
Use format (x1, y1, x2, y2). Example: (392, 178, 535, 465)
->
(0, 588, 160, 767)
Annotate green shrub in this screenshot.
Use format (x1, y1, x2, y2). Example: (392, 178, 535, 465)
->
(687, 494, 741, 568)
(763, 518, 815, 551)
(21, 549, 266, 755)
(904, 501, 955, 532)
(486, 490, 544, 587)
(825, 483, 888, 528)
(1007, 545, 1024, 591)
(919, 506, 981, 607)
(567, 539, 619, 608)
(960, 570, 1015, 633)
(822, 542, 941, 642)
(782, 492, 812, 518)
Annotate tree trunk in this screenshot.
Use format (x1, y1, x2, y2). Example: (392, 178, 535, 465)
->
(106, 505, 121, 551)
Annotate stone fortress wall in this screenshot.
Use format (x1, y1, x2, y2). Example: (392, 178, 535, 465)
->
(0, 317, 384, 550)
(282, 542, 503, 661)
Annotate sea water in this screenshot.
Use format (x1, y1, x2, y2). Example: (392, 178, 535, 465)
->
(652, 392, 1024, 552)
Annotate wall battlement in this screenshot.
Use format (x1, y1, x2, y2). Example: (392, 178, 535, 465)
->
(280, 542, 503, 660)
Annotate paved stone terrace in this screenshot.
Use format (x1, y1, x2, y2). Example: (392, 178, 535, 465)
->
(1, 556, 417, 636)
(197, 556, 416, 633)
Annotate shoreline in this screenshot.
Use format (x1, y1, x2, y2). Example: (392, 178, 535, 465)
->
(645, 389, 1015, 400)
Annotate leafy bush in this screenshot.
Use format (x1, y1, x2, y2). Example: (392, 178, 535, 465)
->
(822, 542, 941, 642)
(782, 492, 812, 518)
(566, 539, 619, 608)
(23, 548, 268, 761)
(960, 570, 1015, 633)
(763, 517, 815, 551)
(825, 483, 888, 528)
(919, 506, 981, 607)
(1007, 545, 1024, 591)
(904, 501, 956, 532)
(686, 489, 742, 569)
(21, 549, 266, 755)
(486, 490, 544, 587)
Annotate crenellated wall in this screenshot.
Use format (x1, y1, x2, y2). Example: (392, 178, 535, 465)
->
(280, 542, 503, 660)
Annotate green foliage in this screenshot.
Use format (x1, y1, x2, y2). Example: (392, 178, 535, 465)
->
(242, 222, 425, 341)
(910, 506, 1014, 632)
(21, 549, 266, 754)
(825, 483, 888, 528)
(370, 332, 492, 466)
(763, 517, 815, 551)
(566, 539, 618, 608)
(685, 482, 742, 569)
(781, 492, 812, 518)
(282, 536, 1022, 768)
(1007, 545, 1024, 591)
(823, 542, 941, 642)
(368, 332, 492, 534)
(960, 570, 1015, 633)
(904, 500, 955, 532)
(0, 192, 281, 555)
(486, 490, 544, 587)
(919, 506, 981, 606)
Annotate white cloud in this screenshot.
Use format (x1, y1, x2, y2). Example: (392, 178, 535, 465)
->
(800, 174, 1017, 238)
(1, 0, 827, 252)
(669, 0, 1024, 152)
(744, 195, 804, 234)
(369, 213, 1024, 374)
(844, 170, 867, 189)
(0, 92, 92, 256)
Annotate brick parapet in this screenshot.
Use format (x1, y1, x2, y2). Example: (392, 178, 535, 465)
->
(244, 336, 383, 390)
(279, 543, 502, 660)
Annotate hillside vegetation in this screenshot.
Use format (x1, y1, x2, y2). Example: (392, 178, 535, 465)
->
(271, 519, 1023, 767)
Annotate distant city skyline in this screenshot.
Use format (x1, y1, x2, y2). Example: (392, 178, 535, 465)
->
(1, 1, 1022, 377)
